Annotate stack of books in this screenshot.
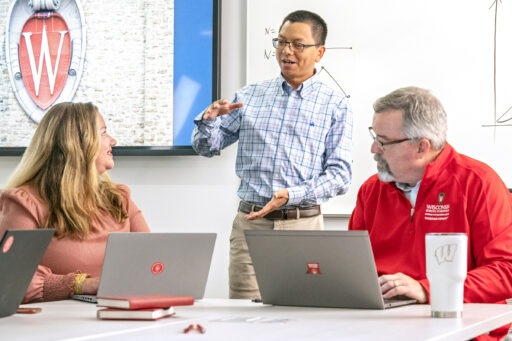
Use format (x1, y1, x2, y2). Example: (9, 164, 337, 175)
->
(96, 294, 194, 320)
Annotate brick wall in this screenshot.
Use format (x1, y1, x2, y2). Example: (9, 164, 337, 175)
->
(0, 0, 174, 147)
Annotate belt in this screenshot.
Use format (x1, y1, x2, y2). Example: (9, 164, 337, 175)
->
(238, 201, 321, 220)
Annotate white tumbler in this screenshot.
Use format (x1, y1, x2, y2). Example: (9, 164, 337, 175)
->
(425, 233, 467, 318)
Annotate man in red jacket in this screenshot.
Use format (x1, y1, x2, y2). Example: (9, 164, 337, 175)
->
(349, 86, 512, 340)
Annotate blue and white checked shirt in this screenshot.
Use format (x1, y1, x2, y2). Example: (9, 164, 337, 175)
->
(192, 73, 353, 207)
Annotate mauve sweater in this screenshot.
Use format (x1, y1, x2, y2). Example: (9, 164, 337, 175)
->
(0, 184, 150, 303)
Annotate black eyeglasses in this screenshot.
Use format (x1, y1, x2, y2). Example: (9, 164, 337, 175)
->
(272, 38, 321, 53)
(368, 127, 414, 149)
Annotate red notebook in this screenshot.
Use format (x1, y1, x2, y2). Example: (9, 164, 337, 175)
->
(97, 307, 175, 320)
(96, 294, 194, 309)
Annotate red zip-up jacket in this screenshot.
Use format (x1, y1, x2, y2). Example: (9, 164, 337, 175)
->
(349, 143, 512, 340)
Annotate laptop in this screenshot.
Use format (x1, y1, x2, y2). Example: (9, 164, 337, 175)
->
(0, 229, 55, 317)
(245, 230, 416, 309)
(73, 232, 216, 303)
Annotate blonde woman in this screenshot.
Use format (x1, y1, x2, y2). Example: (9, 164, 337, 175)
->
(0, 102, 150, 303)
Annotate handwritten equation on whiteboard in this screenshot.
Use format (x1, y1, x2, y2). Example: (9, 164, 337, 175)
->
(263, 26, 277, 61)
(486, 0, 512, 127)
(247, 23, 281, 83)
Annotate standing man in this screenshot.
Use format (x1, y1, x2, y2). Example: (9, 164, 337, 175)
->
(349, 86, 512, 340)
(192, 10, 353, 299)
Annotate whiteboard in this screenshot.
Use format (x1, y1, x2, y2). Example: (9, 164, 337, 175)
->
(246, 0, 512, 216)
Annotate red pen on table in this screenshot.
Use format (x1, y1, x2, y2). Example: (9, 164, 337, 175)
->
(183, 323, 206, 334)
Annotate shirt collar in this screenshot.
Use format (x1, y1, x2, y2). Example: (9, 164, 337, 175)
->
(279, 70, 319, 97)
(395, 182, 419, 193)
(396, 181, 421, 207)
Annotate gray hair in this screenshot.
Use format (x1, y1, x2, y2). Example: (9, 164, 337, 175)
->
(373, 86, 447, 150)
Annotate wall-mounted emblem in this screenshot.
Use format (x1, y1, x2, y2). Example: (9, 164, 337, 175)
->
(5, 0, 86, 123)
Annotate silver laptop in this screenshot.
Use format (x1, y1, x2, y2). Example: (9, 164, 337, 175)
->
(0, 229, 55, 317)
(73, 232, 216, 303)
(245, 230, 416, 309)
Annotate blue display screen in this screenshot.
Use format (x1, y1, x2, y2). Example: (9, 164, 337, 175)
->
(173, 0, 218, 148)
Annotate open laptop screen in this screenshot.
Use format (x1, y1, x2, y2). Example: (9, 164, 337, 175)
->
(245, 230, 415, 309)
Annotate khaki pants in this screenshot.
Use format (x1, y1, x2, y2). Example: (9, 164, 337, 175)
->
(229, 211, 324, 299)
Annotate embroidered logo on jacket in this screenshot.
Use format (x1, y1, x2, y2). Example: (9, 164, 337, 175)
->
(425, 192, 450, 221)
(437, 192, 445, 205)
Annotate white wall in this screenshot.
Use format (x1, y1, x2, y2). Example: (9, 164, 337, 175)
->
(0, 0, 349, 298)
(244, 0, 512, 213)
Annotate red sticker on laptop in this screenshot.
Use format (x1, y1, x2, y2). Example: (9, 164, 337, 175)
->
(2, 236, 14, 254)
(151, 262, 165, 274)
(306, 262, 321, 275)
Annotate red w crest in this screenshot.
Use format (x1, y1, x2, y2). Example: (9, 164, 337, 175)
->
(19, 12, 71, 110)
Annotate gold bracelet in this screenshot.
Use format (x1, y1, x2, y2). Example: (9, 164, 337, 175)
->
(73, 273, 88, 295)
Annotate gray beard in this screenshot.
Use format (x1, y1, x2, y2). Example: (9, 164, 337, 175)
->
(374, 154, 395, 183)
(377, 170, 395, 183)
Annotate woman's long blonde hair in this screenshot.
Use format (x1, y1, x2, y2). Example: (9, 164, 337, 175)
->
(6, 102, 128, 239)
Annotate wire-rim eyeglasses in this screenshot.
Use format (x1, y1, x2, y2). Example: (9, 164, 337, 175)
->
(368, 126, 415, 149)
(272, 38, 322, 53)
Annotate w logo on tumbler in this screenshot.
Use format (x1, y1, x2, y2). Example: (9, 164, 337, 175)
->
(434, 243, 457, 265)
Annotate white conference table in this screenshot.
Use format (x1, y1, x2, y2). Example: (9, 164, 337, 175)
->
(2, 299, 512, 341)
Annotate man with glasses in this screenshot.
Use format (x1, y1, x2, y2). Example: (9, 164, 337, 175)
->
(192, 10, 352, 299)
(350, 86, 512, 340)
